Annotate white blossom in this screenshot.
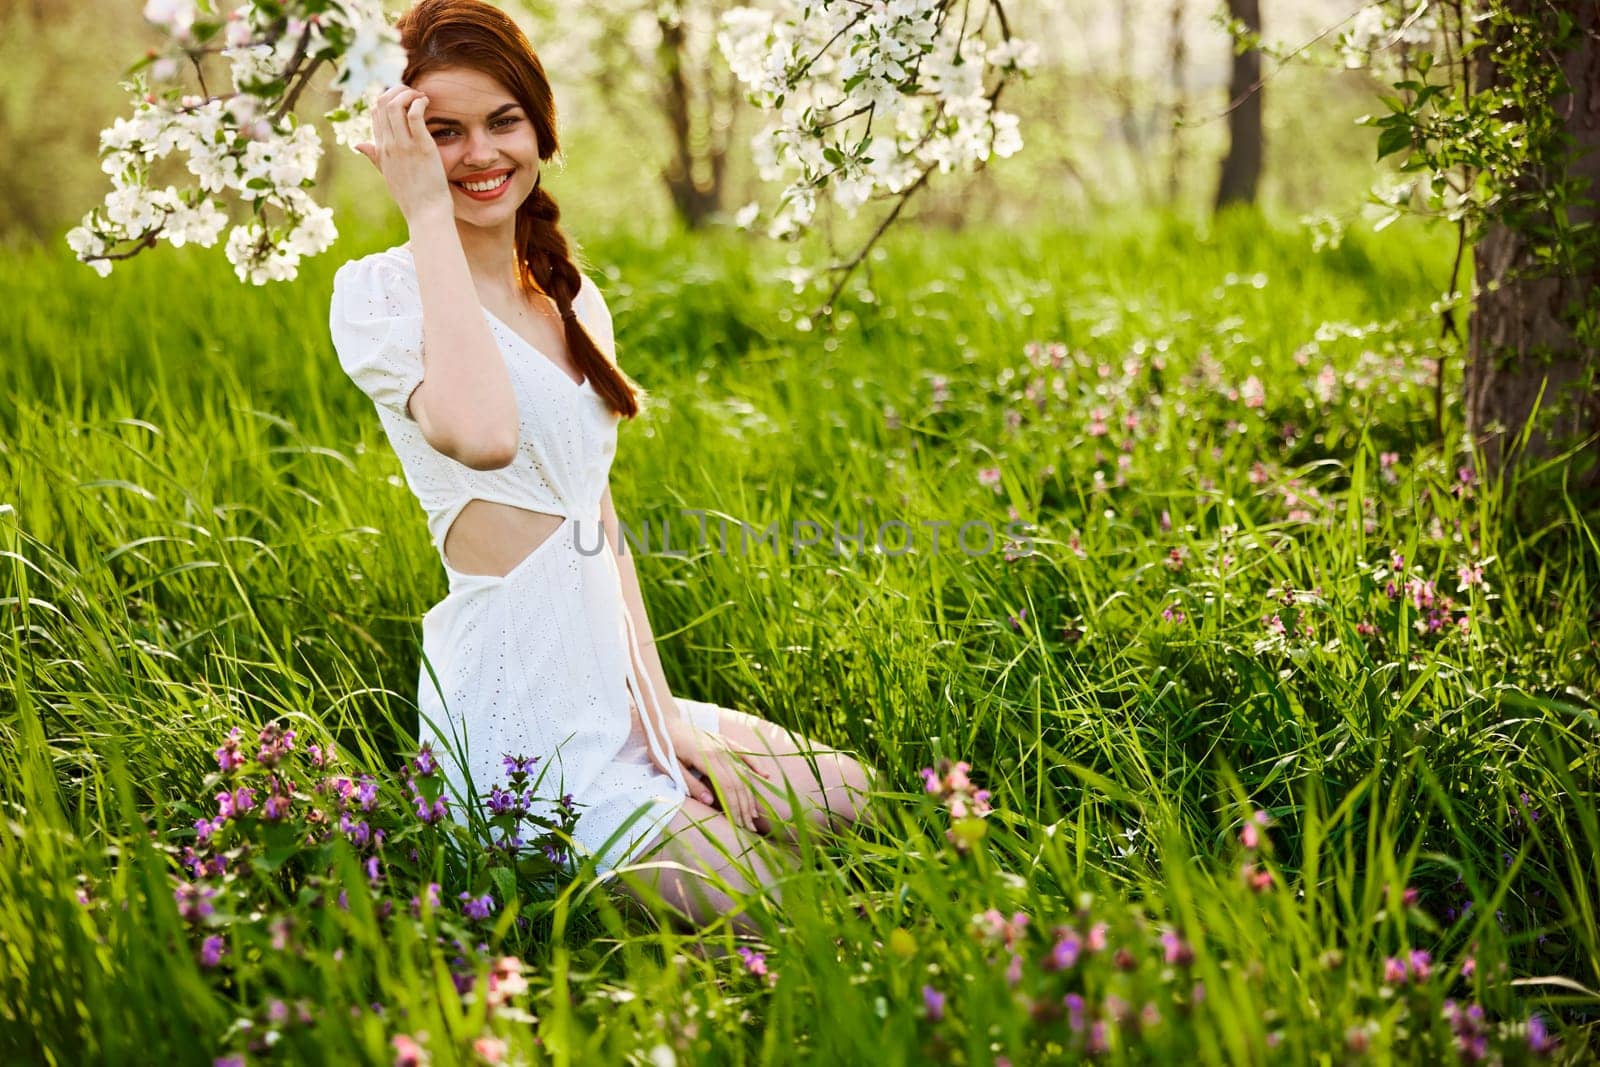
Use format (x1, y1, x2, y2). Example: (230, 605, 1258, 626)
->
(143, 0, 195, 39)
(719, 0, 1033, 271)
(166, 197, 229, 248)
(332, 2, 406, 106)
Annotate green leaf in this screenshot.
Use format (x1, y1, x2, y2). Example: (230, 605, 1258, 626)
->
(489, 864, 516, 905)
(1377, 125, 1413, 161)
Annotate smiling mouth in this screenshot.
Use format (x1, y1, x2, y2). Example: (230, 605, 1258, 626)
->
(453, 169, 514, 193)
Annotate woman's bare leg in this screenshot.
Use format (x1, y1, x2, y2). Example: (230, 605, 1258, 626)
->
(697, 706, 880, 847)
(608, 795, 799, 939)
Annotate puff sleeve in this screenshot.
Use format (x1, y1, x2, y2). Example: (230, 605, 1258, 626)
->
(329, 256, 427, 420)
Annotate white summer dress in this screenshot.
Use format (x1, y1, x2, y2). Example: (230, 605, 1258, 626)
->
(328, 243, 718, 873)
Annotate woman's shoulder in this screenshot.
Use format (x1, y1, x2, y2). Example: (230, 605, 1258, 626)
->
(332, 243, 418, 300)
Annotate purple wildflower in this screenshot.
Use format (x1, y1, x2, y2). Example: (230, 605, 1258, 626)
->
(1044, 929, 1081, 972)
(1064, 992, 1086, 1032)
(486, 785, 517, 816)
(1161, 929, 1194, 966)
(501, 754, 540, 778)
(199, 934, 225, 968)
(174, 882, 215, 923)
(338, 812, 371, 848)
(737, 946, 769, 978)
(262, 791, 291, 821)
(255, 722, 295, 767)
(460, 891, 495, 921)
(214, 727, 244, 773)
(1527, 1014, 1558, 1055)
(409, 882, 442, 918)
(413, 792, 448, 824)
(413, 743, 438, 777)
(922, 984, 945, 1022)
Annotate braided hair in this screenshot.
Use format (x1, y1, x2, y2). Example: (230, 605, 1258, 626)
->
(398, 0, 642, 417)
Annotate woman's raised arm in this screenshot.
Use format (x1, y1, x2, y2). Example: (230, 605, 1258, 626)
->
(357, 85, 519, 470)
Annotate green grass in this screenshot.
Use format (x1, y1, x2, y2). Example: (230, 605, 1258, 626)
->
(2, 208, 1597, 1064)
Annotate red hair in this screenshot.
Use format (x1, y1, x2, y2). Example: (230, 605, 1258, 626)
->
(397, 0, 642, 418)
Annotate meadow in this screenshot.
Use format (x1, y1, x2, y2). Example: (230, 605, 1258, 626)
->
(2, 209, 1596, 1064)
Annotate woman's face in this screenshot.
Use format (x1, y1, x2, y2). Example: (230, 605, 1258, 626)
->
(413, 65, 541, 227)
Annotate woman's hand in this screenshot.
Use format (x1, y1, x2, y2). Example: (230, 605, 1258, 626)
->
(658, 717, 773, 834)
(354, 85, 454, 224)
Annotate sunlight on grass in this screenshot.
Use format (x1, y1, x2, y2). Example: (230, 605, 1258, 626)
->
(2, 211, 1595, 1062)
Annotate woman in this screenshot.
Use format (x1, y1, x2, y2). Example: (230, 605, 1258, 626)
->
(327, 0, 877, 937)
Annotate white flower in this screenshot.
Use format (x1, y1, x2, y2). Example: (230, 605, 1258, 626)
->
(831, 173, 874, 210)
(66, 224, 108, 261)
(103, 184, 176, 236)
(225, 10, 253, 50)
(987, 38, 1040, 75)
(734, 201, 760, 229)
(166, 197, 229, 248)
(990, 111, 1023, 159)
(332, 5, 406, 106)
(225, 43, 280, 94)
(1344, 5, 1390, 59)
(143, 0, 195, 37)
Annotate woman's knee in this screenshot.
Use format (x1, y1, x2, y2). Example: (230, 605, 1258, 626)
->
(615, 797, 794, 932)
(819, 750, 879, 827)
(707, 706, 880, 835)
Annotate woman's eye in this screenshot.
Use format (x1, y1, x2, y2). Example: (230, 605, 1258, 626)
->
(428, 118, 516, 140)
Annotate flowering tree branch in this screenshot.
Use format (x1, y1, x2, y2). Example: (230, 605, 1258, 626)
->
(70, 0, 402, 284)
(716, 0, 1039, 323)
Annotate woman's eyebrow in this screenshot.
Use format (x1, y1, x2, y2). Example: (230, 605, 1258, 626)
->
(425, 103, 522, 128)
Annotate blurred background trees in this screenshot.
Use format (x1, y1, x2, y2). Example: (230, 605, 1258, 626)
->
(6, 0, 1592, 479)
(2, 0, 1383, 243)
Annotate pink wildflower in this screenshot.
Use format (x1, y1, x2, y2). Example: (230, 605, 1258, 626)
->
(391, 1034, 424, 1067)
(214, 727, 244, 772)
(1240, 810, 1270, 850)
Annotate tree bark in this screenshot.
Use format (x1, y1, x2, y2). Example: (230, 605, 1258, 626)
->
(1465, 1, 1599, 477)
(656, 5, 731, 230)
(1167, 0, 1189, 206)
(1214, 0, 1262, 210)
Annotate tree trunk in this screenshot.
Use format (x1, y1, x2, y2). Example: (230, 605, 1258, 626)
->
(1214, 0, 1262, 210)
(1465, 1, 1600, 478)
(656, 6, 729, 230)
(1167, 0, 1189, 206)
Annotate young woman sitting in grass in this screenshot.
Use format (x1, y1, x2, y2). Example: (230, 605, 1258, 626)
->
(329, 0, 877, 939)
